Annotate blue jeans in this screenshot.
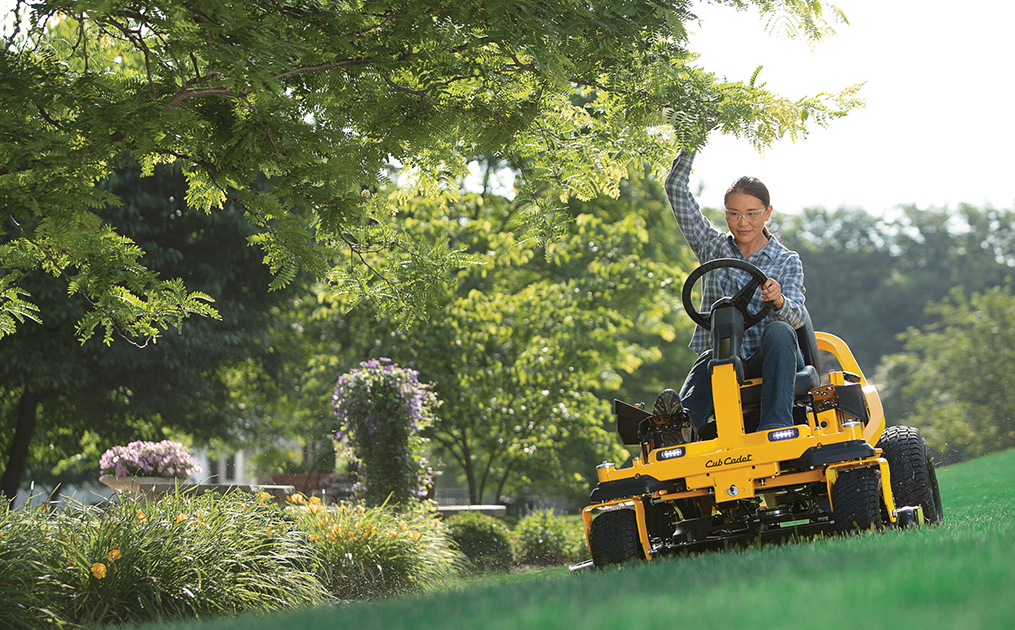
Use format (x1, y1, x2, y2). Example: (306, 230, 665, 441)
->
(679, 321, 805, 432)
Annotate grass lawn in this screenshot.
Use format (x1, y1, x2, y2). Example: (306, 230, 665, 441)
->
(120, 448, 1015, 630)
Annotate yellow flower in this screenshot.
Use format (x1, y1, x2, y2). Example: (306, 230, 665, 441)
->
(326, 532, 337, 541)
(107, 549, 121, 561)
(135, 509, 146, 523)
(309, 534, 321, 542)
(309, 496, 321, 506)
(175, 513, 187, 523)
(287, 493, 306, 505)
(432, 519, 441, 528)
(304, 503, 324, 514)
(194, 511, 204, 521)
(259, 492, 271, 501)
(410, 531, 421, 540)
(399, 520, 409, 531)
(91, 563, 107, 579)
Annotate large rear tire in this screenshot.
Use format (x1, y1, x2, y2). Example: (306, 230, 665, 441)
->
(876, 425, 944, 524)
(832, 467, 884, 533)
(589, 509, 644, 568)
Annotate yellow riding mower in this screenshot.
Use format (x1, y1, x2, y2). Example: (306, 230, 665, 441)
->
(577, 259, 944, 569)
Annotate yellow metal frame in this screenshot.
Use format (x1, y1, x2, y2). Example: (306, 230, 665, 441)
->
(581, 498, 656, 559)
(825, 456, 898, 523)
(585, 329, 899, 558)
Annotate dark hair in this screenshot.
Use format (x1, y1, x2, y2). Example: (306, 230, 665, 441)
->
(724, 176, 773, 238)
(724, 176, 770, 209)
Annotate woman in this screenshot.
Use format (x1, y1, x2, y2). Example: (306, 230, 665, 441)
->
(660, 149, 806, 436)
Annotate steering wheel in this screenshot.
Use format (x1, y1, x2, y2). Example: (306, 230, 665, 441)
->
(681, 258, 774, 331)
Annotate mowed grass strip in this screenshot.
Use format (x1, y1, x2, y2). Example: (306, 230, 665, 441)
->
(121, 449, 1015, 630)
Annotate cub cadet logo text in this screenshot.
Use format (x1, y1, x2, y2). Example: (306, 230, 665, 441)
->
(705, 454, 753, 469)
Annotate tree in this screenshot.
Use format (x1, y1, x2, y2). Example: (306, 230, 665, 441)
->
(777, 204, 1015, 370)
(2, 0, 861, 344)
(0, 161, 296, 503)
(268, 164, 698, 505)
(875, 287, 1015, 464)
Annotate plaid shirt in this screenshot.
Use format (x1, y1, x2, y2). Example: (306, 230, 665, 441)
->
(665, 151, 806, 357)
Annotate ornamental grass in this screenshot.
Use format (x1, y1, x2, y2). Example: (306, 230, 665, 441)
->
(1, 490, 464, 628)
(287, 493, 464, 600)
(47, 490, 326, 626)
(0, 502, 66, 630)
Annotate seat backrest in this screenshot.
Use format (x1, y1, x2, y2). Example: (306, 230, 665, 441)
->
(797, 306, 820, 375)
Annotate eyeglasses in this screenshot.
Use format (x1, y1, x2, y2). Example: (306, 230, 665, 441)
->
(724, 209, 766, 223)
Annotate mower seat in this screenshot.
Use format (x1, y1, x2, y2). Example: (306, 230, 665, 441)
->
(739, 364, 819, 407)
(740, 307, 821, 408)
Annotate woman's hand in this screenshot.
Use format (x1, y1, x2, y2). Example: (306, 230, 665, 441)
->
(762, 278, 784, 310)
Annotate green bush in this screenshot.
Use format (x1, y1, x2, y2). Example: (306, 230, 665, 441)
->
(444, 511, 514, 571)
(512, 510, 586, 566)
(0, 503, 65, 630)
(49, 491, 328, 626)
(289, 495, 463, 599)
(1, 489, 465, 625)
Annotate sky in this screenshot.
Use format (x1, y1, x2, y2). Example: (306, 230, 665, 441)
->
(685, 0, 1015, 215)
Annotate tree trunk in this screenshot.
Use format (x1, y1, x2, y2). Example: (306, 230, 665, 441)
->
(1, 390, 41, 507)
(460, 435, 479, 505)
(493, 458, 516, 505)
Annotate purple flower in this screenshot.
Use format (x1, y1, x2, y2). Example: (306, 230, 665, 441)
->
(332, 359, 439, 505)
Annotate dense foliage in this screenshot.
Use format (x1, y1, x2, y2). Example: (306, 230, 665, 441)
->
(332, 359, 438, 506)
(289, 494, 461, 599)
(1, 0, 860, 345)
(777, 204, 1015, 370)
(1, 491, 328, 628)
(512, 509, 586, 566)
(876, 287, 1015, 463)
(0, 162, 297, 504)
(444, 511, 514, 571)
(0, 489, 462, 627)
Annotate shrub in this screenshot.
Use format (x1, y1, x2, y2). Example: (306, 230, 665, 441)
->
(49, 491, 328, 626)
(2, 489, 465, 624)
(289, 495, 463, 599)
(332, 358, 438, 507)
(512, 510, 586, 566)
(0, 503, 65, 630)
(445, 511, 514, 571)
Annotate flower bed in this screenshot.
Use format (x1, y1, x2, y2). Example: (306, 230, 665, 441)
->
(0, 491, 463, 629)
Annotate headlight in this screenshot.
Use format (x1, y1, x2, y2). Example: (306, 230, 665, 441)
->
(767, 427, 800, 442)
(657, 446, 686, 460)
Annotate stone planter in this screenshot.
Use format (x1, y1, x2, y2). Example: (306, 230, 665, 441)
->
(99, 475, 295, 504)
